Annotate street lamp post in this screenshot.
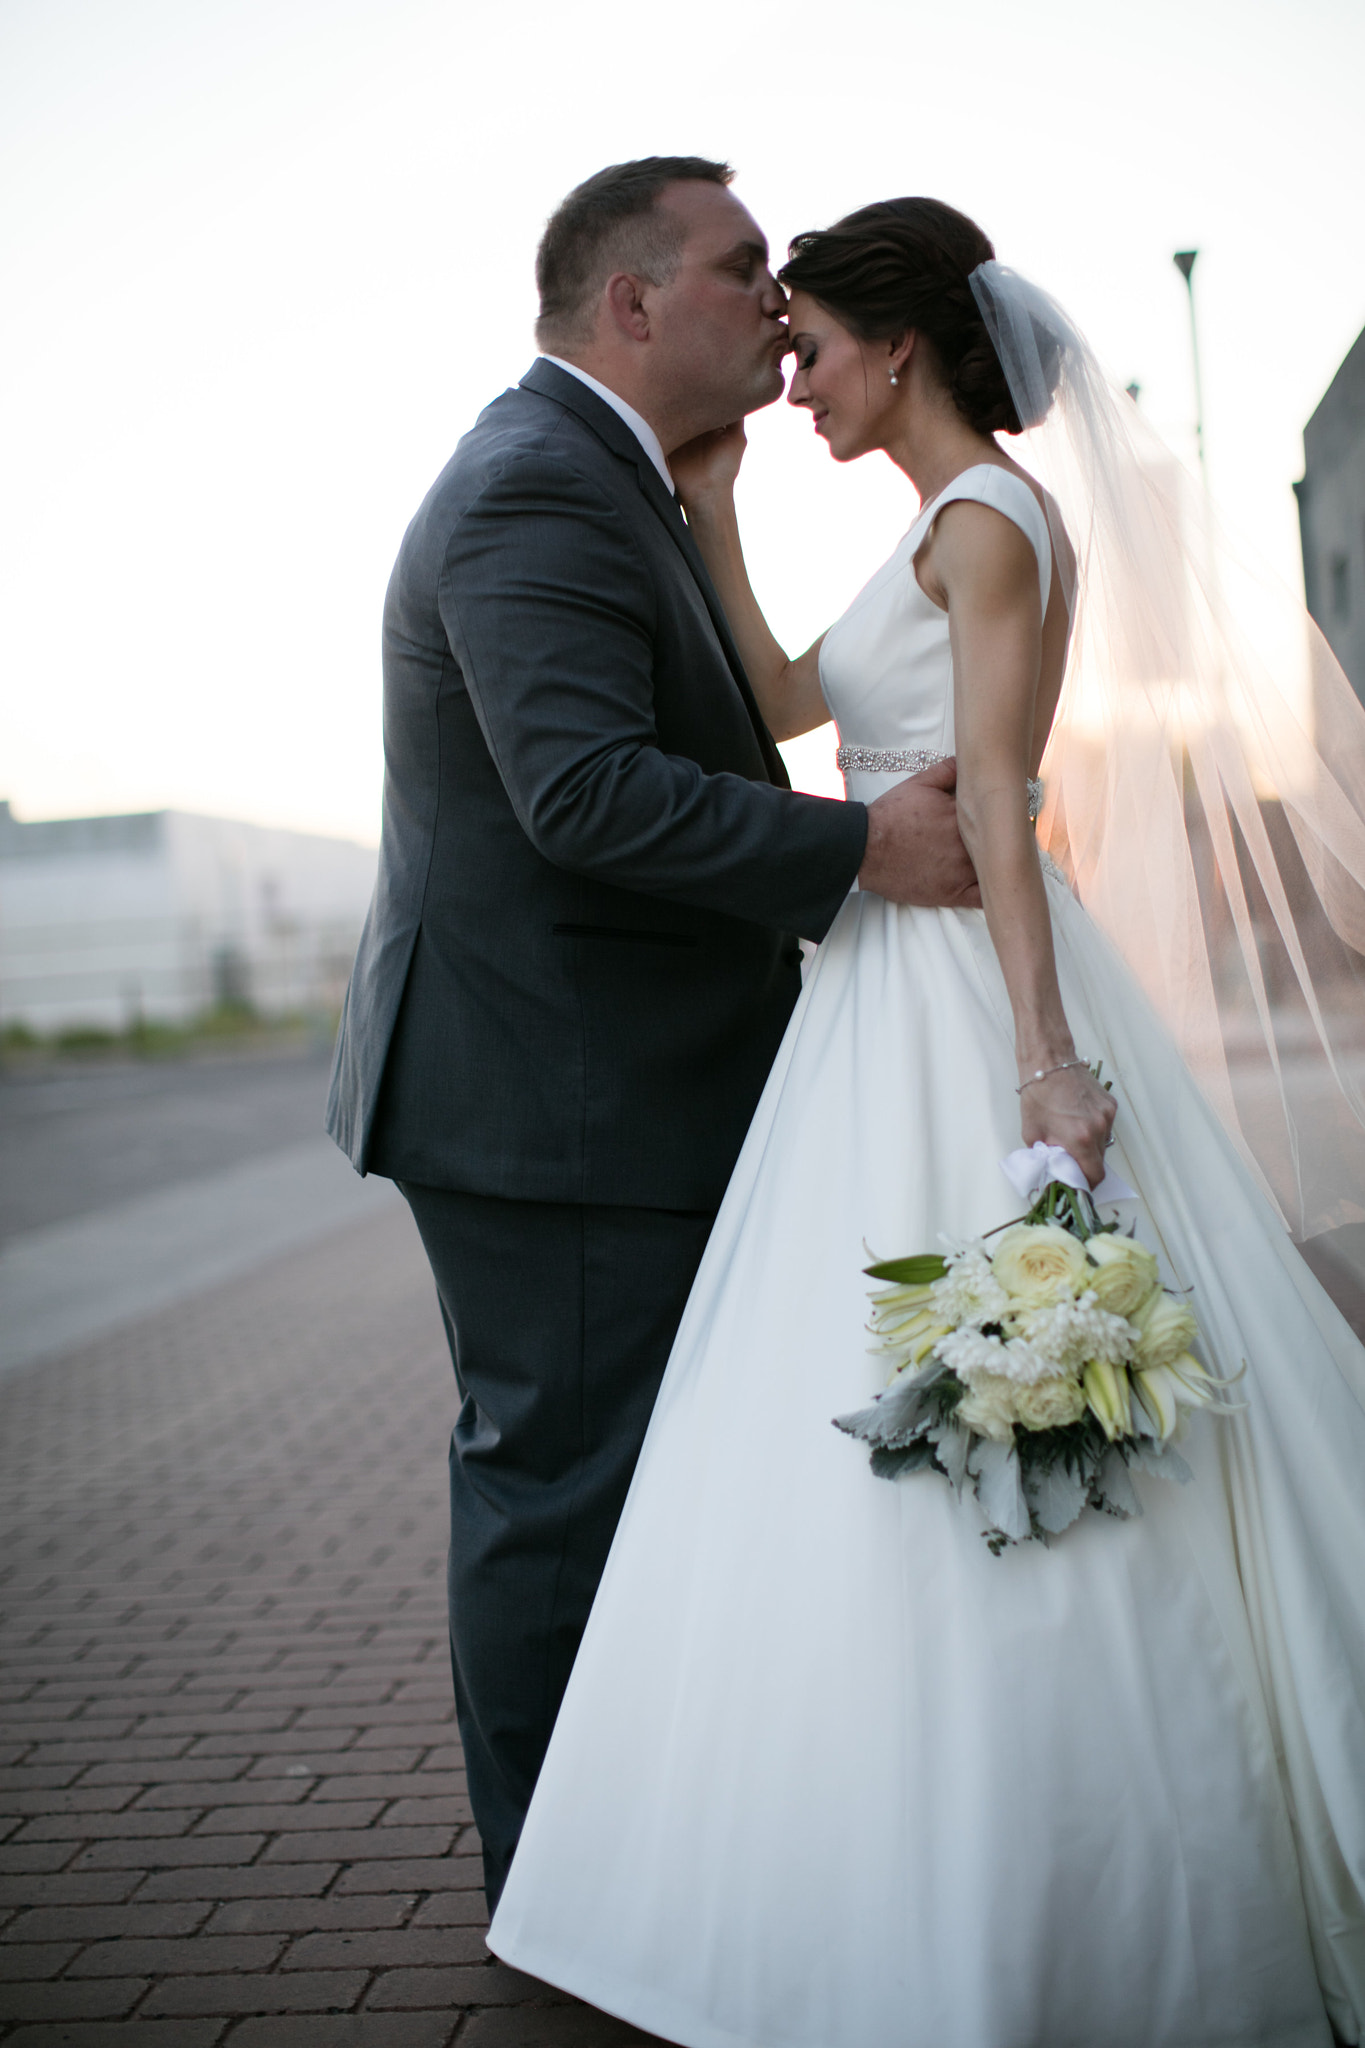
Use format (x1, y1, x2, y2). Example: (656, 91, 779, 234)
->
(1173, 249, 1209, 491)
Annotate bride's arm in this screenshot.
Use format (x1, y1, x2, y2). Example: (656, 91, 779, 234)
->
(931, 500, 1116, 1186)
(670, 425, 829, 742)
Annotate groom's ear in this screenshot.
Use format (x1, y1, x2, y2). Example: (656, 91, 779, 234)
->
(604, 271, 653, 344)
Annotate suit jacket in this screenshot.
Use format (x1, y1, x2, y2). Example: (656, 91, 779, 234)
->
(326, 359, 868, 1209)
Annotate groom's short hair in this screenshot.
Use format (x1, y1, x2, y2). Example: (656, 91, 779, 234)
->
(535, 156, 734, 351)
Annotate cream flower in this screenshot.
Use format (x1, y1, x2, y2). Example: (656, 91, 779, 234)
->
(937, 1324, 1069, 1388)
(1084, 1234, 1160, 1318)
(1014, 1376, 1087, 1430)
(936, 1326, 1011, 1384)
(1010, 1293, 1135, 1374)
(930, 1246, 1010, 1329)
(991, 1223, 1089, 1306)
(955, 1373, 1020, 1443)
(1132, 1291, 1200, 1372)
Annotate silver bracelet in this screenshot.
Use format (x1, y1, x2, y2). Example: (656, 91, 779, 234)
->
(1016, 1056, 1090, 1095)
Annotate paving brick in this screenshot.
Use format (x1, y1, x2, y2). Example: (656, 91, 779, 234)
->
(304, 1773, 460, 1802)
(70, 1833, 265, 1870)
(0, 1874, 141, 1908)
(261, 1826, 453, 1864)
(378, 1797, 471, 1828)
(0, 1788, 139, 1821)
(0, 1767, 86, 1792)
(189, 1729, 359, 1759)
(226, 2017, 456, 2048)
(13, 1810, 190, 1843)
(460, 2009, 668, 2047)
(282, 1926, 487, 1969)
(1, 1197, 470, 2038)
(0, 1942, 81, 1980)
(411, 1892, 489, 1929)
(205, 1894, 415, 1936)
(140, 1969, 368, 2016)
(132, 1863, 339, 1903)
(194, 1800, 382, 1835)
(0, 1844, 79, 1874)
(352, 1724, 455, 1750)
(245, 1750, 420, 1781)
(0, 1719, 97, 1745)
(332, 1858, 475, 1896)
(81, 1757, 247, 1788)
(70, 1935, 287, 1977)
(364, 1961, 571, 2009)
(25, 1740, 193, 1768)
(2, 1902, 211, 1941)
(127, 1712, 298, 1738)
(236, 1684, 393, 1711)
(418, 1749, 465, 1774)
(0, 1978, 150, 2021)
(135, 1780, 306, 1813)
(3, 2023, 225, 2047)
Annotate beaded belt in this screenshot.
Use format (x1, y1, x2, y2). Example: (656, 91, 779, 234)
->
(835, 746, 1044, 820)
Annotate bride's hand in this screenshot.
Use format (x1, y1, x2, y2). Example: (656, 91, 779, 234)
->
(670, 421, 747, 512)
(1019, 1064, 1117, 1189)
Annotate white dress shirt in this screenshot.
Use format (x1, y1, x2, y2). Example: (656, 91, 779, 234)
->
(540, 356, 675, 496)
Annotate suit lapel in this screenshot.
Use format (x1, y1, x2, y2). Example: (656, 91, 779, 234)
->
(519, 361, 791, 789)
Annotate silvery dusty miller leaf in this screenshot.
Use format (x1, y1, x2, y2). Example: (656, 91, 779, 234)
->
(1025, 1459, 1091, 1535)
(927, 1418, 971, 1493)
(968, 1438, 1031, 1542)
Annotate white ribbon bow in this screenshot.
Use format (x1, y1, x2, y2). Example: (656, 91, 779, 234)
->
(1000, 1142, 1136, 1207)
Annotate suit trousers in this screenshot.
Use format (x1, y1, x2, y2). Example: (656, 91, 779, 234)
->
(398, 1184, 716, 1910)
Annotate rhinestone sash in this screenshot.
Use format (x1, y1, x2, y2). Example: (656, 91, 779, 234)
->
(835, 746, 1044, 820)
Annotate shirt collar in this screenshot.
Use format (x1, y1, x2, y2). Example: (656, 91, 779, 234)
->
(540, 356, 675, 496)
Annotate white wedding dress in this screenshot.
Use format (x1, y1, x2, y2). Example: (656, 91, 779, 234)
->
(490, 467, 1365, 2048)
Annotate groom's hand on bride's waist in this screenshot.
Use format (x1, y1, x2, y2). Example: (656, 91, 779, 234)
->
(857, 757, 982, 909)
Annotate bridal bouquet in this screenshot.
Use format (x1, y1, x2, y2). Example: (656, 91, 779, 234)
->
(834, 1144, 1241, 1553)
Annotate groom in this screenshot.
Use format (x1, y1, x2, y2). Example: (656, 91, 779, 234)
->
(327, 156, 977, 1907)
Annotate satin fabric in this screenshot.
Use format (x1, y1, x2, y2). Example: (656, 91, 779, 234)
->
(489, 471, 1365, 2046)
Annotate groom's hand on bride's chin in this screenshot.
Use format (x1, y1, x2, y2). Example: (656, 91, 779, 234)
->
(857, 758, 982, 908)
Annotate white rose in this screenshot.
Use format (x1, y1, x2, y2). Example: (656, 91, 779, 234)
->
(991, 1223, 1090, 1306)
(1132, 1291, 1200, 1372)
(1084, 1234, 1160, 1318)
(1014, 1376, 1087, 1431)
(955, 1373, 1020, 1443)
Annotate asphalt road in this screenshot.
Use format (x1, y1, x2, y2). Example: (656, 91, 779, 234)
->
(0, 1042, 340, 1244)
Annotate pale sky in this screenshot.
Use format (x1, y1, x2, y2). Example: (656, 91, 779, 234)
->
(2, 0, 1362, 841)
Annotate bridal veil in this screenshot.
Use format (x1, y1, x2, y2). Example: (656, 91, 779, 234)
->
(971, 260, 1365, 1242)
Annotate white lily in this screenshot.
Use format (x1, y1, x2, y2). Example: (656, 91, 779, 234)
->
(1133, 1363, 1183, 1441)
(1083, 1357, 1131, 1441)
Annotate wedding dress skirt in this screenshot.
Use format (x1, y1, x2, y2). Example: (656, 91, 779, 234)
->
(490, 874, 1365, 2047)
(491, 470, 1365, 2047)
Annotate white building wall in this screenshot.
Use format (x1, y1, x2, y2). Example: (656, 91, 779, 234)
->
(0, 805, 378, 1033)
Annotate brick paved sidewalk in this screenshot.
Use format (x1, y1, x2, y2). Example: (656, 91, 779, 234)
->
(0, 1207, 666, 2047)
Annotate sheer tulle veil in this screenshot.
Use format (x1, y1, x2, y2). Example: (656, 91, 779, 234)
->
(969, 260, 1365, 1240)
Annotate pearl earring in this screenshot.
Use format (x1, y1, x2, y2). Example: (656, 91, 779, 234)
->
(889, 369, 899, 386)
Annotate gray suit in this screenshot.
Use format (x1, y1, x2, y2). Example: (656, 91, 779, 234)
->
(326, 359, 867, 1901)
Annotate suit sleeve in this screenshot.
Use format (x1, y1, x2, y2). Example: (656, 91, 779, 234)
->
(438, 452, 867, 941)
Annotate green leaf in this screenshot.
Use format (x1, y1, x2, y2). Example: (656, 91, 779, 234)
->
(863, 1253, 949, 1284)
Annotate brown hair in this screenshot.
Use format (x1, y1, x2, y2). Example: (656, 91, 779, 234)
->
(535, 156, 734, 352)
(779, 197, 1022, 435)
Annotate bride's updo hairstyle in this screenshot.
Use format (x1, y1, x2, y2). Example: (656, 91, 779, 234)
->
(779, 198, 1029, 435)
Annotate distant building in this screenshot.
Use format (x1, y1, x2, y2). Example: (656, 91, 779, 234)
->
(0, 804, 377, 1035)
(1296, 322, 1365, 706)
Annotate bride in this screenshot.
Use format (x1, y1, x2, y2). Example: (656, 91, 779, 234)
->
(488, 198, 1365, 2047)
